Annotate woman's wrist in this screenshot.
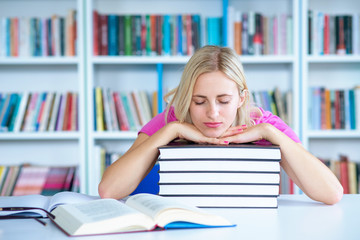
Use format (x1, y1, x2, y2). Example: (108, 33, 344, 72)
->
(162, 121, 181, 142)
(261, 123, 286, 146)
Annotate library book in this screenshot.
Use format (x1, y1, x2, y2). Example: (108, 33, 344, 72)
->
(50, 193, 234, 236)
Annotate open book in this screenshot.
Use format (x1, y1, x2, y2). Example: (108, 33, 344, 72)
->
(50, 193, 235, 236)
(0, 191, 98, 218)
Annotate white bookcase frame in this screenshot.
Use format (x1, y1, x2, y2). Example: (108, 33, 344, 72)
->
(2, 0, 358, 195)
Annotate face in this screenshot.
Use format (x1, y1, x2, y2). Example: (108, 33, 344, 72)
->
(189, 71, 244, 138)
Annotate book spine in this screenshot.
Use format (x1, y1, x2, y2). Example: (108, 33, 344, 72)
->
(95, 87, 104, 131)
(35, 92, 48, 131)
(124, 15, 132, 56)
(48, 93, 60, 131)
(107, 89, 119, 131)
(62, 92, 72, 131)
(102, 88, 113, 131)
(107, 15, 118, 56)
(120, 92, 137, 131)
(93, 11, 100, 56)
(118, 15, 125, 55)
(7, 94, 21, 132)
(113, 92, 129, 131)
(55, 93, 66, 131)
(99, 14, 108, 55)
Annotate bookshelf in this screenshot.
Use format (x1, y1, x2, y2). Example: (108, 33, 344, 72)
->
(85, 0, 223, 195)
(85, 0, 300, 195)
(0, 0, 87, 193)
(300, 0, 360, 163)
(1, 0, 358, 196)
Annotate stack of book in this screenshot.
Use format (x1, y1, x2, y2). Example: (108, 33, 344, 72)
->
(158, 142, 281, 208)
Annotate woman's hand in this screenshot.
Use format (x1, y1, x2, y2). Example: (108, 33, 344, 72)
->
(219, 123, 274, 144)
(172, 122, 226, 145)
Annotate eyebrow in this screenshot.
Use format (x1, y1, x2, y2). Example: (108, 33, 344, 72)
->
(192, 94, 233, 98)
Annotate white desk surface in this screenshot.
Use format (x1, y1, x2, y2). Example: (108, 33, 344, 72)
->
(0, 194, 359, 240)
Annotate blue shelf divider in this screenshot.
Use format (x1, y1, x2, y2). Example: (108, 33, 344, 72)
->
(157, 63, 163, 114)
(222, 0, 228, 46)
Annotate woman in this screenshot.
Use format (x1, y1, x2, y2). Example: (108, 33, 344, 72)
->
(98, 45, 343, 204)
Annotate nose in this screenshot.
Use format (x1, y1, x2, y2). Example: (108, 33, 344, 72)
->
(207, 102, 219, 119)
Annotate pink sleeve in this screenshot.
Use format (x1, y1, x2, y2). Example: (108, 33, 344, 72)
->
(254, 108, 301, 144)
(139, 106, 177, 136)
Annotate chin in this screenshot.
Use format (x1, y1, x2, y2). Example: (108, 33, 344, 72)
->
(202, 130, 223, 138)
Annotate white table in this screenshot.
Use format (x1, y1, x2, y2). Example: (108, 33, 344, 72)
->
(1, 194, 359, 240)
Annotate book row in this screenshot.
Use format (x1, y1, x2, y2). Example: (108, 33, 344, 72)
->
(94, 87, 156, 132)
(251, 88, 292, 126)
(94, 145, 122, 177)
(308, 11, 360, 55)
(309, 86, 360, 130)
(322, 155, 360, 194)
(0, 165, 79, 196)
(227, 7, 293, 55)
(281, 155, 360, 195)
(0, 91, 78, 132)
(94, 87, 291, 132)
(0, 10, 77, 57)
(157, 142, 281, 208)
(93, 11, 201, 56)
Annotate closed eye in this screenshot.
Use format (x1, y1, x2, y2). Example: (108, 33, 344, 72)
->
(194, 101, 205, 105)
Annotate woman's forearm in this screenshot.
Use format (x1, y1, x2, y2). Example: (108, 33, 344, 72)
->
(264, 124, 343, 204)
(98, 123, 179, 199)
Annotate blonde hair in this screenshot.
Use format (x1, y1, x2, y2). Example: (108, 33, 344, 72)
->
(164, 45, 254, 127)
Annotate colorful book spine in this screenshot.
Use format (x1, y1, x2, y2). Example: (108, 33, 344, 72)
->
(95, 87, 105, 131)
(92, 12, 202, 56)
(108, 14, 119, 56)
(1, 10, 77, 57)
(2, 165, 77, 196)
(113, 92, 129, 131)
(0, 91, 78, 132)
(207, 17, 221, 46)
(309, 87, 359, 130)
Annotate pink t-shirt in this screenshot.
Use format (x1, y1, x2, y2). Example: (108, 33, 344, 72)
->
(139, 106, 301, 144)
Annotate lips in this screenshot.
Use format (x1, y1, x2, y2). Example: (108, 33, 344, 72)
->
(204, 122, 222, 128)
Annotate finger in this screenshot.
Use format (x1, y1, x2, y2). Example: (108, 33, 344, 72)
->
(220, 133, 257, 144)
(221, 128, 244, 138)
(229, 125, 248, 131)
(240, 124, 248, 130)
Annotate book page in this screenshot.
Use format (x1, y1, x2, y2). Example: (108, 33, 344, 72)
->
(125, 193, 203, 220)
(0, 194, 49, 217)
(125, 194, 233, 228)
(52, 198, 155, 235)
(70, 199, 137, 221)
(47, 191, 99, 212)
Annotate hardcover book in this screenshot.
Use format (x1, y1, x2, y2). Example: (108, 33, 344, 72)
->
(158, 142, 281, 160)
(50, 193, 234, 236)
(0, 191, 97, 218)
